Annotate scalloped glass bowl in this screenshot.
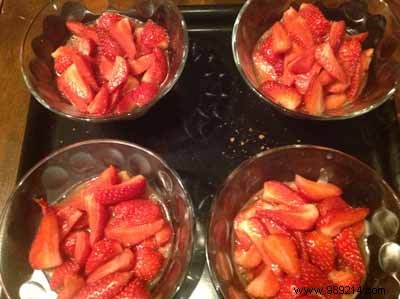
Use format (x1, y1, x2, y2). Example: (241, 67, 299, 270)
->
(232, 0, 400, 120)
(21, 0, 188, 122)
(207, 145, 400, 299)
(0, 140, 194, 299)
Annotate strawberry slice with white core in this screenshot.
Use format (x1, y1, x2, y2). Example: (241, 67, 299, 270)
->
(107, 56, 128, 93)
(246, 268, 280, 298)
(325, 93, 347, 110)
(271, 22, 292, 54)
(304, 77, 324, 116)
(109, 18, 137, 59)
(263, 181, 305, 205)
(85, 194, 108, 245)
(260, 81, 302, 110)
(115, 82, 159, 114)
(233, 244, 262, 269)
(142, 48, 168, 85)
(128, 53, 155, 75)
(315, 42, 347, 83)
(88, 86, 109, 114)
(66, 21, 98, 43)
(295, 174, 342, 201)
(282, 7, 314, 49)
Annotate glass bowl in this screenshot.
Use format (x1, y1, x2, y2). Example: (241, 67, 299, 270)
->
(21, 0, 188, 122)
(0, 139, 194, 299)
(207, 145, 400, 299)
(232, 0, 400, 120)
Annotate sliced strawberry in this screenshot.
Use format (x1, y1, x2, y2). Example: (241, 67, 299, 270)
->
(315, 43, 347, 82)
(74, 231, 91, 265)
(246, 268, 280, 298)
(263, 234, 300, 275)
(317, 197, 349, 216)
(97, 165, 120, 185)
(56, 206, 83, 239)
(259, 217, 291, 236)
(338, 39, 362, 79)
(114, 278, 150, 299)
(351, 32, 369, 43)
(50, 260, 80, 290)
(305, 231, 335, 272)
(115, 82, 159, 114)
(325, 93, 348, 110)
(74, 271, 133, 299)
(121, 75, 140, 95)
(317, 207, 369, 237)
(66, 21, 98, 43)
(135, 20, 169, 54)
(133, 246, 164, 281)
(328, 270, 361, 288)
(29, 199, 63, 269)
(299, 260, 327, 288)
(289, 48, 315, 75)
(142, 48, 168, 85)
(107, 56, 128, 93)
(299, 3, 330, 43)
(88, 86, 109, 114)
(52, 46, 74, 75)
(328, 21, 346, 52)
(109, 18, 137, 58)
(294, 63, 321, 95)
(96, 28, 124, 61)
(85, 239, 123, 274)
(347, 48, 373, 100)
(85, 195, 108, 244)
(260, 81, 302, 110)
(318, 70, 335, 86)
(97, 55, 114, 82)
(97, 12, 123, 30)
(155, 225, 172, 246)
(109, 88, 122, 111)
(293, 231, 308, 260)
(282, 7, 314, 48)
(140, 237, 158, 249)
(304, 77, 324, 115)
(69, 51, 100, 92)
(276, 277, 302, 299)
(234, 244, 262, 269)
(87, 248, 135, 283)
(128, 53, 155, 75)
(258, 35, 284, 76)
(253, 50, 280, 83)
(326, 80, 350, 94)
(351, 221, 366, 239)
(234, 229, 253, 251)
(68, 35, 94, 56)
(110, 199, 162, 226)
(271, 22, 292, 54)
(295, 175, 342, 201)
(62, 231, 78, 258)
(263, 181, 305, 205)
(57, 274, 85, 299)
(118, 170, 132, 182)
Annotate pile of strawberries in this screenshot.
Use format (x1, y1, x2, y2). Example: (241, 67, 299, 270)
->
(233, 175, 369, 299)
(52, 12, 169, 115)
(252, 4, 374, 115)
(29, 166, 172, 299)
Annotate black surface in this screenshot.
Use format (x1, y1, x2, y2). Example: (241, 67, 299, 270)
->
(17, 4, 400, 298)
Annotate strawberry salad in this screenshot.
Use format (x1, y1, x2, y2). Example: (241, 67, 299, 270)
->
(252, 4, 374, 115)
(28, 166, 172, 299)
(52, 12, 169, 116)
(233, 175, 369, 299)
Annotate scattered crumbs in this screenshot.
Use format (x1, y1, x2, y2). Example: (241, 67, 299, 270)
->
(249, 128, 253, 132)
(230, 137, 235, 143)
(258, 134, 265, 140)
(72, 127, 76, 131)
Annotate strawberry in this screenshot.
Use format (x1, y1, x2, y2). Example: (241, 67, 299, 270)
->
(271, 22, 292, 54)
(338, 39, 362, 79)
(263, 181, 305, 205)
(315, 43, 347, 83)
(69, 51, 100, 92)
(299, 3, 330, 43)
(351, 32, 368, 43)
(110, 199, 162, 225)
(88, 86, 110, 114)
(85, 194, 108, 244)
(85, 239, 123, 274)
(140, 237, 158, 249)
(253, 49, 280, 83)
(347, 48, 373, 100)
(317, 207, 369, 237)
(305, 231, 335, 272)
(276, 277, 302, 299)
(328, 270, 361, 288)
(50, 260, 80, 290)
(334, 228, 366, 275)
(246, 268, 280, 298)
(289, 48, 315, 74)
(282, 7, 314, 49)
(328, 21, 346, 52)
(29, 199, 63, 269)
(135, 20, 169, 54)
(234, 229, 253, 251)
(115, 278, 150, 299)
(109, 88, 122, 111)
(258, 35, 284, 76)
(260, 81, 302, 110)
(97, 165, 120, 185)
(98, 55, 114, 82)
(326, 80, 350, 94)
(351, 221, 366, 239)
(87, 248, 135, 283)
(293, 231, 308, 260)
(299, 260, 327, 288)
(325, 93, 348, 110)
(52, 46, 74, 75)
(68, 35, 94, 56)
(56, 206, 83, 239)
(318, 70, 334, 86)
(57, 274, 85, 299)
(233, 244, 262, 269)
(295, 175, 342, 201)
(97, 12, 123, 30)
(121, 75, 140, 95)
(109, 18, 137, 58)
(106, 55, 128, 93)
(115, 82, 159, 114)
(294, 63, 321, 95)
(304, 77, 324, 115)
(105, 218, 165, 246)
(97, 28, 124, 61)
(133, 246, 164, 281)
(74, 271, 133, 299)
(317, 197, 349, 216)
(62, 231, 78, 258)
(118, 170, 132, 182)
(155, 225, 172, 246)
(263, 234, 300, 275)
(259, 217, 291, 236)
(74, 231, 91, 265)
(257, 204, 319, 230)
(128, 53, 155, 75)
(93, 175, 146, 205)
(66, 21, 98, 43)
(142, 48, 168, 85)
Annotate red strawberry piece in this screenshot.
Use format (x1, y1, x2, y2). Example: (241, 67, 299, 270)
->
(69, 51, 100, 92)
(282, 7, 314, 49)
(259, 217, 291, 236)
(96, 165, 120, 185)
(317, 197, 349, 216)
(326, 80, 350, 94)
(246, 268, 280, 298)
(68, 35, 94, 56)
(85, 239, 123, 274)
(97, 12, 123, 30)
(294, 63, 321, 95)
(317, 207, 369, 237)
(257, 203, 319, 230)
(304, 77, 324, 115)
(133, 246, 164, 281)
(87, 248, 135, 283)
(74, 271, 133, 299)
(110, 199, 163, 225)
(325, 93, 348, 110)
(115, 278, 150, 299)
(271, 22, 292, 54)
(351, 32, 369, 43)
(57, 274, 85, 299)
(334, 228, 366, 275)
(121, 75, 140, 95)
(115, 82, 159, 114)
(74, 231, 91, 265)
(315, 43, 347, 83)
(351, 221, 366, 239)
(263, 234, 300, 275)
(299, 3, 330, 43)
(136, 20, 169, 54)
(234, 229, 253, 251)
(57, 64, 92, 112)
(233, 244, 262, 269)
(56, 206, 83, 239)
(252, 49, 280, 83)
(118, 170, 132, 182)
(52, 46, 74, 75)
(293, 231, 308, 260)
(62, 231, 78, 258)
(85, 195, 108, 244)
(260, 81, 302, 110)
(140, 237, 158, 249)
(318, 70, 335, 86)
(50, 260, 80, 290)
(128, 52, 155, 75)
(105, 218, 165, 247)
(295, 174, 342, 201)
(338, 39, 362, 79)
(289, 47, 315, 74)
(107, 56, 129, 93)
(328, 270, 361, 288)
(258, 35, 284, 76)
(97, 28, 124, 61)
(98, 55, 114, 82)
(88, 85, 110, 114)
(347, 48, 373, 100)
(29, 199, 63, 269)
(299, 260, 328, 288)
(109, 18, 137, 59)
(305, 231, 335, 272)
(109, 88, 122, 111)
(276, 277, 302, 299)
(328, 21, 346, 52)
(155, 225, 172, 246)
(66, 21, 98, 43)
(263, 180, 305, 205)
(142, 48, 168, 85)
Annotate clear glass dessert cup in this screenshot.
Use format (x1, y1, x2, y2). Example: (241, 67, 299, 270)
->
(20, 0, 188, 122)
(0, 139, 194, 299)
(232, 0, 400, 120)
(207, 145, 400, 299)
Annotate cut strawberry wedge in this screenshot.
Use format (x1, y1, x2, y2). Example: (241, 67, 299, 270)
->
(317, 207, 369, 237)
(348, 48, 373, 100)
(328, 21, 346, 52)
(73, 231, 91, 265)
(121, 76, 140, 95)
(87, 248, 135, 283)
(315, 43, 347, 83)
(88, 86, 109, 114)
(295, 175, 342, 201)
(50, 260, 80, 291)
(325, 93, 347, 110)
(317, 197, 349, 216)
(115, 83, 159, 114)
(289, 48, 315, 74)
(29, 199, 63, 269)
(98, 55, 114, 82)
(68, 35, 94, 56)
(56, 206, 83, 239)
(85, 239, 123, 274)
(305, 231, 335, 272)
(294, 63, 321, 95)
(109, 18, 137, 59)
(107, 56, 128, 93)
(133, 246, 164, 281)
(69, 52, 100, 92)
(318, 70, 335, 86)
(155, 225, 172, 246)
(328, 270, 361, 288)
(85, 195, 108, 244)
(246, 268, 280, 298)
(259, 217, 291, 236)
(114, 278, 150, 299)
(351, 32, 369, 43)
(326, 81, 350, 94)
(135, 20, 169, 54)
(97, 12, 123, 30)
(351, 221, 366, 239)
(57, 274, 85, 299)
(142, 48, 168, 85)
(234, 244, 262, 269)
(304, 77, 324, 115)
(62, 231, 78, 259)
(338, 39, 362, 79)
(128, 53, 155, 75)
(271, 22, 292, 54)
(66, 21, 98, 43)
(260, 81, 302, 110)
(96, 28, 124, 61)
(282, 7, 314, 49)
(263, 181, 305, 205)
(299, 3, 330, 43)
